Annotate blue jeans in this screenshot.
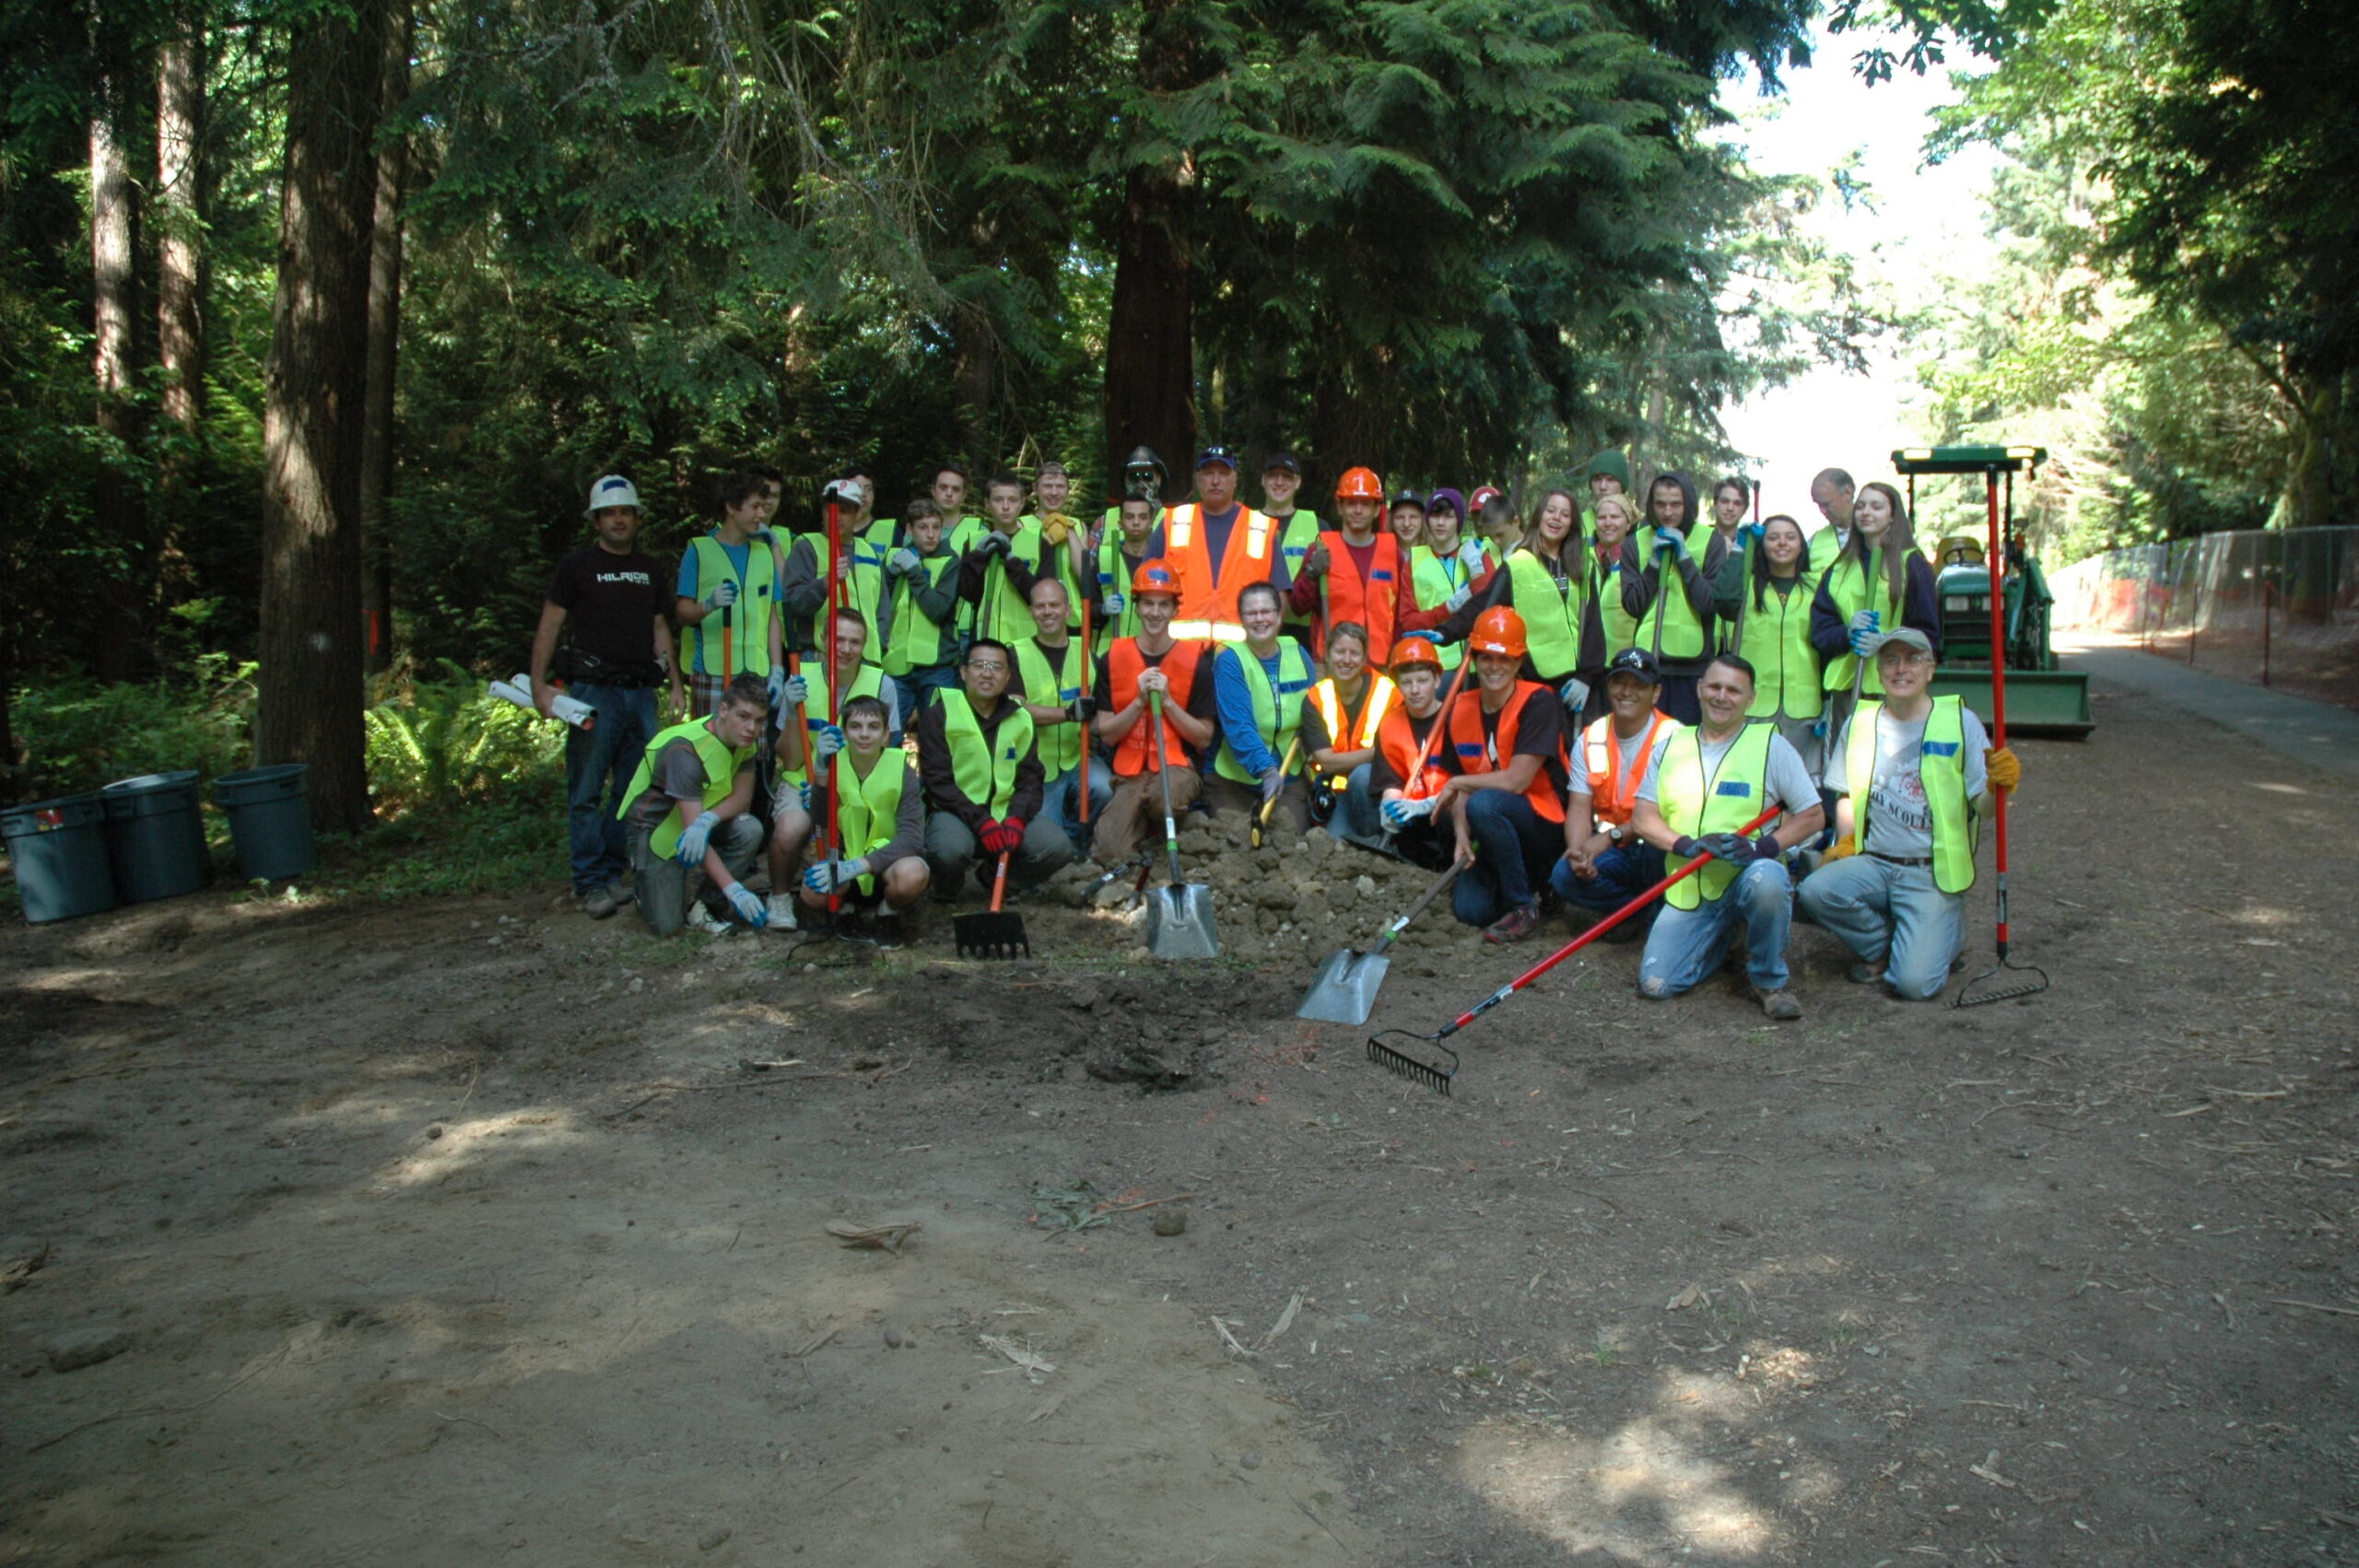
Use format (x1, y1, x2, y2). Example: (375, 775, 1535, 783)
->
(1039, 756, 1113, 853)
(1638, 858, 1796, 996)
(898, 660, 961, 727)
(1325, 763, 1389, 850)
(1450, 790, 1562, 927)
(565, 683, 659, 894)
(1550, 840, 1667, 917)
(1796, 854, 1963, 1000)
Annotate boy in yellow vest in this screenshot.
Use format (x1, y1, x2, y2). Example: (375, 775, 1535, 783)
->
(916, 638, 1074, 895)
(962, 474, 1046, 646)
(877, 499, 966, 725)
(1798, 628, 2021, 999)
(1090, 495, 1166, 653)
(617, 673, 771, 936)
(674, 473, 786, 717)
(763, 606, 904, 928)
(797, 696, 928, 947)
(1628, 654, 1825, 1018)
(1011, 577, 1109, 852)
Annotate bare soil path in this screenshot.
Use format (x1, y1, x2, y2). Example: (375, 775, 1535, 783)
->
(4, 672, 2355, 1566)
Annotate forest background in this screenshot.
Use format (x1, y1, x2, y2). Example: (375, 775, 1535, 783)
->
(2, 0, 2351, 837)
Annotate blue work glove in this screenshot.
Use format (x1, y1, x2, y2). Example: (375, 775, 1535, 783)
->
(675, 809, 721, 866)
(1402, 630, 1444, 646)
(1100, 591, 1126, 618)
(1558, 676, 1590, 714)
(1672, 835, 1703, 860)
(1381, 796, 1435, 829)
(1652, 527, 1689, 561)
(1748, 831, 1784, 863)
(701, 579, 739, 611)
(810, 723, 847, 763)
(1692, 831, 1751, 863)
(804, 858, 862, 895)
(771, 673, 806, 708)
(1736, 522, 1764, 551)
(722, 882, 768, 928)
(887, 547, 921, 578)
(1847, 608, 1882, 656)
(1259, 768, 1285, 805)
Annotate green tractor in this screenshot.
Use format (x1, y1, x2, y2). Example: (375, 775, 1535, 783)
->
(1893, 446, 2095, 740)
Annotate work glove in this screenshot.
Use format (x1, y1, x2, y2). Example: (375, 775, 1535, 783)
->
(1672, 835, 1703, 860)
(1303, 541, 1330, 576)
(1986, 745, 2022, 791)
(1444, 581, 1474, 612)
(1381, 796, 1434, 829)
(1258, 768, 1285, 806)
(1039, 512, 1073, 546)
(977, 531, 1012, 559)
(722, 882, 768, 929)
(810, 723, 846, 764)
(1692, 831, 1752, 864)
(701, 579, 739, 611)
(1066, 695, 1097, 725)
(1847, 608, 1882, 656)
(1736, 522, 1764, 551)
(887, 546, 921, 578)
(980, 817, 1025, 856)
(1822, 835, 1858, 863)
(675, 809, 721, 866)
(1652, 527, 1689, 561)
(1402, 630, 1444, 646)
(769, 670, 807, 710)
(1100, 591, 1126, 618)
(804, 858, 863, 895)
(1558, 676, 1590, 714)
(1745, 831, 1784, 863)
(1457, 539, 1487, 568)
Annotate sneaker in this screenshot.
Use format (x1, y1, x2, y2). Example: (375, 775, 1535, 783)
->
(1847, 960, 1886, 985)
(687, 904, 733, 938)
(1755, 986, 1802, 1021)
(1483, 904, 1541, 944)
(581, 884, 620, 919)
(765, 894, 800, 931)
(871, 911, 906, 950)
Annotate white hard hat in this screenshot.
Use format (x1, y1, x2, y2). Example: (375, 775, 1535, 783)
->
(585, 474, 641, 515)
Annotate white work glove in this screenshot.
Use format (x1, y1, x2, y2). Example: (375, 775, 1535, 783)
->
(803, 858, 863, 895)
(771, 673, 807, 708)
(1445, 582, 1473, 612)
(887, 546, 921, 578)
(811, 723, 846, 763)
(722, 882, 768, 928)
(675, 809, 721, 865)
(1558, 676, 1590, 714)
(1847, 608, 1881, 656)
(701, 579, 739, 611)
(1456, 539, 1486, 568)
(1381, 796, 1435, 829)
(1101, 591, 1126, 618)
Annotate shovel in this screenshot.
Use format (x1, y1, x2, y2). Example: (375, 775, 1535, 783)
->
(1143, 694, 1219, 960)
(954, 848, 1029, 959)
(1296, 859, 1463, 1024)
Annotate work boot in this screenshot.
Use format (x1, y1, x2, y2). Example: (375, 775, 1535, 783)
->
(1847, 960, 1886, 985)
(1483, 904, 1541, 944)
(1755, 986, 1802, 1021)
(581, 884, 620, 919)
(871, 911, 907, 950)
(765, 893, 800, 931)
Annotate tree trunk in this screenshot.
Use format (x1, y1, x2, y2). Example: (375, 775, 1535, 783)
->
(358, 0, 411, 674)
(256, 0, 386, 834)
(1103, 164, 1195, 501)
(156, 16, 204, 436)
(90, 36, 144, 678)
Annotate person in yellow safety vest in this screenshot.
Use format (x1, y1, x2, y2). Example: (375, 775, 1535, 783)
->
(876, 499, 967, 726)
(1404, 487, 1497, 673)
(1301, 622, 1397, 848)
(1021, 461, 1094, 639)
(674, 469, 787, 717)
(1807, 466, 1853, 575)
(1712, 512, 1826, 773)
(1207, 580, 1315, 835)
(1627, 654, 1826, 1020)
(1798, 628, 2021, 1000)
(1011, 577, 1110, 853)
(780, 472, 873, 655)
(960, 473, 1050, 646)
(1709, 475, 1752, 559)
(763, 605, 904, 930)
(1548, 647, 1676, 938)
(1161, 445, 1285, 642)
(915, 637, 1074, 895)
(616, 673, 772, 937)
(1259, 451, 1325, 648)
(796, 695, 929, 949)
(1631, 471, 1729, 727)
(1089, 495, 1166, 654)
(1808, 479, 1944, 743)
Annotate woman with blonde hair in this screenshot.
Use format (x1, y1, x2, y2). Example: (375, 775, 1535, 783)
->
(1809, 479, 1941, 737)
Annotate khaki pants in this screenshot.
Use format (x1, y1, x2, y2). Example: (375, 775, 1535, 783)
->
(1092, 765, 1204, 862)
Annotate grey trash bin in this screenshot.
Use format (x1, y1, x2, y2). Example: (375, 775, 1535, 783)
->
(100, 770, 210, 903)
(2, 793, 120, 924)
(214, 764, 316, 881)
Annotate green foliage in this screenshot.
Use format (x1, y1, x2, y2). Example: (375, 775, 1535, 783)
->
(361, 671, 565, 819)
(10, 657, 257, 799)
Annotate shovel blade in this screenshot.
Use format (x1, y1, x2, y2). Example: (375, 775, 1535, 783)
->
(1146, 883, 1220, 960)
(1296, 947, 1391, 1024)
(953, 910, 1030, 960)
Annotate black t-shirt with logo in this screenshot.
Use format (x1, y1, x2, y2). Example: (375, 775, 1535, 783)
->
(548, 546, 669, 670)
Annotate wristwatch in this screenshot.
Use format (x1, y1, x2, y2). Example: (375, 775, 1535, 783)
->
(1605, 822, 1626, 844)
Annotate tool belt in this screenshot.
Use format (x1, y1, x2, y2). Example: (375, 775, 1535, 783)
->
(557, 649, 666, 688)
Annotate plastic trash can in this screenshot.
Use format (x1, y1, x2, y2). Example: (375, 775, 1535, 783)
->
(214, 764, 316, 881)
(100, 770, 211, 903)
(3, 793, 120, 923)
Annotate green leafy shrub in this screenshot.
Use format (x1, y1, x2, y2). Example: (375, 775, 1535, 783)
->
(11, 656, 257, 799)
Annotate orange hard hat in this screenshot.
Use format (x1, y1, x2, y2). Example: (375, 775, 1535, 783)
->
(1469, 605, 1528, 659)
(1390, 638, 1445, 673)
(1131, 557, 1183, 599)
(1334, 466, 1384, 501)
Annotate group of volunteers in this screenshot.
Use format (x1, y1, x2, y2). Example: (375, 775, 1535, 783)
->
(528, 445, 2021, 1014)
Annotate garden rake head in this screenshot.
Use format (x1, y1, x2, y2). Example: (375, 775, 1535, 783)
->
(1367, 1031, 1460, 1095)
(1953, 944, 2049, 1007)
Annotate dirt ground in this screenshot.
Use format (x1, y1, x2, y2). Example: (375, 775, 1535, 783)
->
(5, 674, 2357, 1566)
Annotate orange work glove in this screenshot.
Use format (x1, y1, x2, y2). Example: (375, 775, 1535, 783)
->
(1822, 835, 1858, 863)
(1985, 745, 2022, 792)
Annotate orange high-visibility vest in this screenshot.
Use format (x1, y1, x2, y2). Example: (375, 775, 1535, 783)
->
(1309, 674, 1399, 786)
(1164, 502, 1279, 642)
(1105, 638, 1208, 777)
(1317, 532, 1402, 664)
(1446, 682, 1567, 823)
(1376, 705, 1450, 802)
(1579, 709, 1673, 827)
